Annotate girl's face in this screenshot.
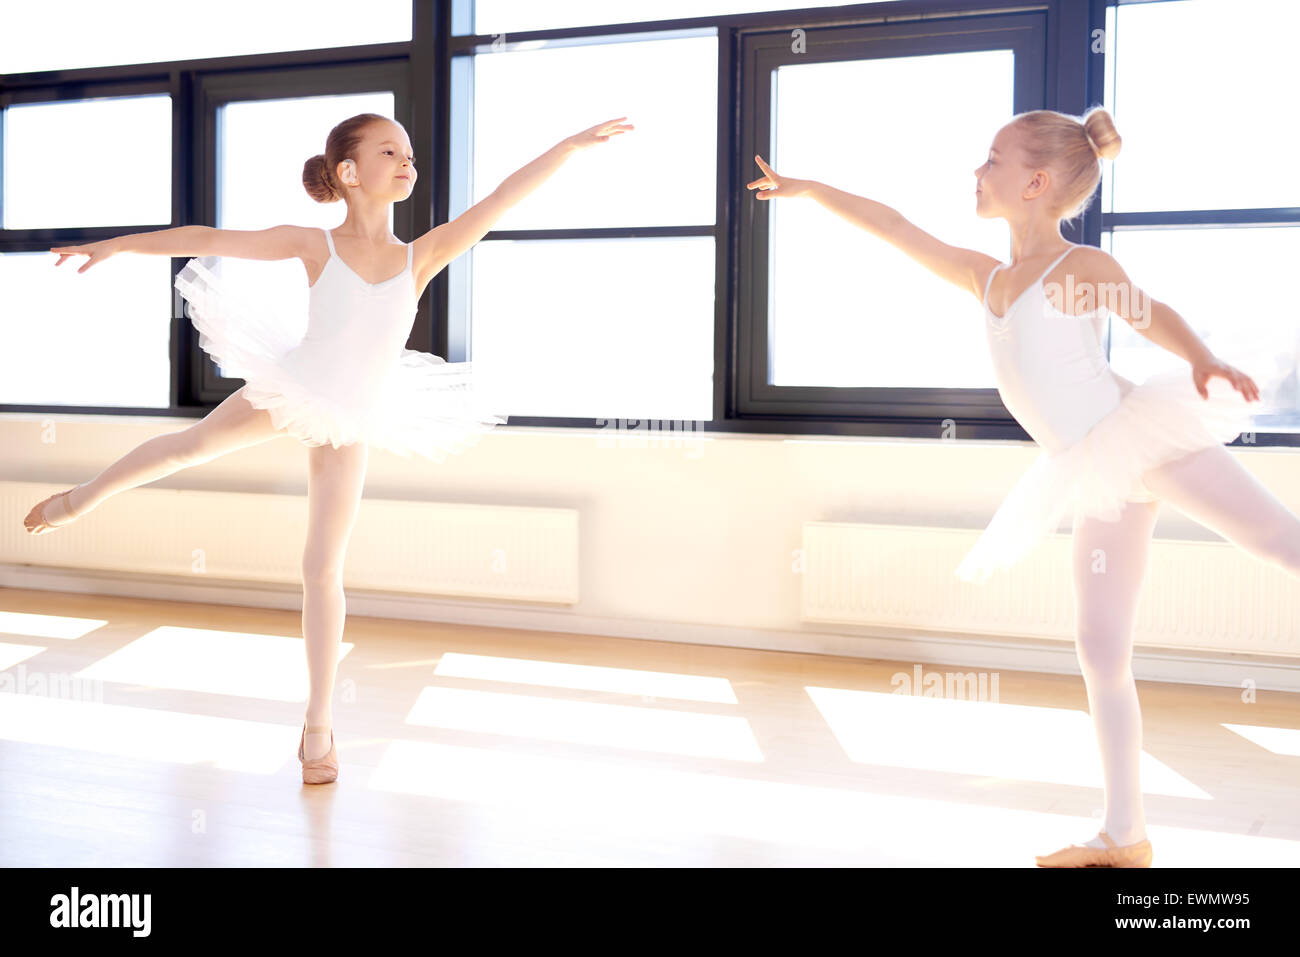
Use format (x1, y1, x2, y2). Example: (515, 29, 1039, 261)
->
(340, 122, 417, 201)
(973, 125, 1030, 219)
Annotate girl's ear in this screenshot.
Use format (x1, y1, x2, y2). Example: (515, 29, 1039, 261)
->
(340, 160, 358, 187)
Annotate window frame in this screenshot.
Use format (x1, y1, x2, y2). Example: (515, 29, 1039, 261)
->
(442, 0, 1102, 440)
(0, 75, 182, 414)
(735, 12, 1048, 436)
(0, 29, 418, 417)
(441, 24, 721, 424)
(1098, 0, 1300, 446)
(1, 0, 1295, 446)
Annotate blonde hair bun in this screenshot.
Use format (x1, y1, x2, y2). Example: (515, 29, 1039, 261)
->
(1082, 106, 1122, 161)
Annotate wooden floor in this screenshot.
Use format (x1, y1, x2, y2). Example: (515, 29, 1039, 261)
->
(0, 585, 1297, 867)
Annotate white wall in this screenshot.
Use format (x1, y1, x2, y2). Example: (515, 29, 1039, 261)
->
(4, 410, 1298, 635)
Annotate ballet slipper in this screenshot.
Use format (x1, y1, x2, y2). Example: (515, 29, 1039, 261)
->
(23, 487, 84, 536)
(1035, 830, 1153, 868)
(298, 723, 338, 785)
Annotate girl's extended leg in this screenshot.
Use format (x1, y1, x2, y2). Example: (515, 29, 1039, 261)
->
(300, 440, 369, 762)
(1139, 443, 1300, 578)
(25, 386, 283, 530)
(1062, 443, 1300, 854)
(1070, 496, 1163, 848)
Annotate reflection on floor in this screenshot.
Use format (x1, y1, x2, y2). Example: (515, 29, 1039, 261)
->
(0, 589, 1296, 867)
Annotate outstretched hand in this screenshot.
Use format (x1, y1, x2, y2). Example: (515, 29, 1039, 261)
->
(746, 155, 808, 199)
(566, 117, 635, 150)
(49, 238, 119, 273)
(1192, 356, 1260, 402)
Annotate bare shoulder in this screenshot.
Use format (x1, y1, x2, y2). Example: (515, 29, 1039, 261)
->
(202, 223, 324, 263)
(1062, 245, 1156, 320)
(1062, 244, 1127, 283)
(257, 223, 325, 265)
(283, 224, 326, 261)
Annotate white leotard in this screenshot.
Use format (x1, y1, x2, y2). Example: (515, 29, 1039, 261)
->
(275, 229, 418, 411)
(174, 227, 507, 459)
(955, 243, 1254, 582)
(982, 244, 1132, 454)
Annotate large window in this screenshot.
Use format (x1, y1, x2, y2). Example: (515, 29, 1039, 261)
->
(767, 50, 1014, 389)
(0, 250, 173, 407)
(450, 30, 718, 421)
(2, 96, 172, 230)
(1100, 0, 1300, 431)
(0, 91, 174, 408)
(470, 236, 716, 419)
(1, 12, 415, 416)
(736, 13, 1047, 432)
(2, 0, 1296, 446)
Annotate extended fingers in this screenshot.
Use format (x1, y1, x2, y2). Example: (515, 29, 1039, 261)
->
(1238, 371, 1261, 401)
(1215, 366, 1260, 402)
(1219, 364, 1259, 401)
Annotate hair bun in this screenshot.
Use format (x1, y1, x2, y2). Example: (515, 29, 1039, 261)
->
(1081, 107, 1122, 161)
(302, 153, 339, 204)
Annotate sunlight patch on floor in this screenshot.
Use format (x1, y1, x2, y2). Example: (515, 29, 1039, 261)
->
(0, 610, 107, 640)
(367, 737, 1300, 866)
(406, 685, 762, 761)
(806, 685, 1213, 798)
(1222, 722, 1300, 757)
(433, 651, 738, 703)
(0, 690, 299, 773)
(75, 625, 352, 701)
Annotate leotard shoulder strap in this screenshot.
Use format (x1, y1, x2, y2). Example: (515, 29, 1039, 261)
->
(983, 260, 1002, 304)
(983, 244, 1081, 309)
(1038, 244, 1079, 284)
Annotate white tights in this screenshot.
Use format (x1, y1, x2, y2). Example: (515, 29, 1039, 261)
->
(65, 386, 369, 760)
(1073, 443, 1300, 845)
(300, 439, 368, 758)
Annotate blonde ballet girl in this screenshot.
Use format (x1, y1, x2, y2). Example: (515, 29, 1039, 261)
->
(25, 112, 633, 784)
(749, 106, 1299, 866)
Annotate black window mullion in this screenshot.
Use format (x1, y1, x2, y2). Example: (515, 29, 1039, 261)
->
(408, 0, 439, 356)
(170, 66, 195, 410)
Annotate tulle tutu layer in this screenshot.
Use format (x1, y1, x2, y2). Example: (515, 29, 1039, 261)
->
(954, 369, 1257, 584)
(175, 257, 508, 461)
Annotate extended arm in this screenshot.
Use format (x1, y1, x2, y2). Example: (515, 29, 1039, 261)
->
(418, 116, 633, 276)
(51, 224, 311, 272)
(1088, 251, 1260, 401)
(747, 155, 999, 302)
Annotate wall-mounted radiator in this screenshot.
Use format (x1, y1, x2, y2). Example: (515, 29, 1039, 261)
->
(2, 482, 579, 604)
(802, 522, 1299, 657)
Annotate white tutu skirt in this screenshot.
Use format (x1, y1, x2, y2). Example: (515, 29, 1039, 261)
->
(175, 258, 508, 462)
(954, 370, 1258, 584)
